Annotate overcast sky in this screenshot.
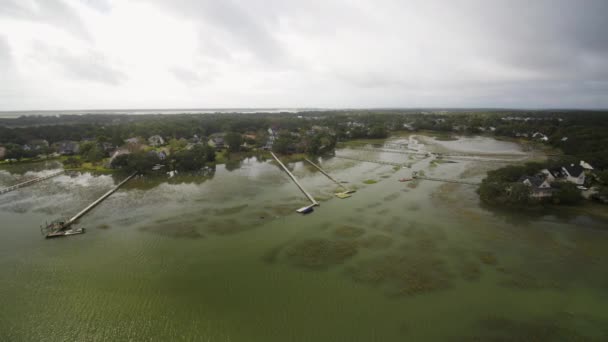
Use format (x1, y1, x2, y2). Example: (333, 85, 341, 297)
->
(0, 0, 607, 110)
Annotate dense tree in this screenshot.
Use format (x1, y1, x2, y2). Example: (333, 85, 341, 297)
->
(224, 132, 243, 152)
(79, 141, 105, 162)
(110, 152, 159, 173)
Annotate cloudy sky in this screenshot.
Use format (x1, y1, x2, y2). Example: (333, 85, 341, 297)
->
(0, 0, 607, 110)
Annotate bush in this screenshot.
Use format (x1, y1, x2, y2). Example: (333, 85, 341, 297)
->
(552, 182, 583, 205)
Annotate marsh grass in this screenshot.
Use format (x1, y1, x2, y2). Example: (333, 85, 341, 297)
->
(333, 226, 366, 238)
(286, 238, 358, 269)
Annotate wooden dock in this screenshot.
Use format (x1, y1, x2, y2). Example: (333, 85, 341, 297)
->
(344, 146, 527, 163)
(41, 172, 137, 237)
(412, 173, 480, 186)
(304, 158, 354, 198)
(341, 145, 427, 156)
(66, 172, 138, 226)
(0, 170, 65, 195)
(334, 155, 409, 168)
(270, 152, 319, 208)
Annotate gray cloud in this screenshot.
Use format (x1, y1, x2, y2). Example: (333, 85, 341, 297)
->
(148, 0, 289, 66)
(1, 0, 608, 109)
(79, 0, 112, 13)
(33, 42, 127, 85)
(0, 35, 11, 68)
(0, 0, 90, 40)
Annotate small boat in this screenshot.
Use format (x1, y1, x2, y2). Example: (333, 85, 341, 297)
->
(399, 178, 412, 182)
(45, 227, 86, 239)
(296, 205, 314, 214)
(335, 192, 352, 199)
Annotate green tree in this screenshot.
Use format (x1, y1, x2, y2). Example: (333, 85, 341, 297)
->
(224, 132, 243, 152)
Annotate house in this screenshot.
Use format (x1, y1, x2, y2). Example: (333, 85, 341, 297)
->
(208, 134, 225, 150)
(125, 137, 140, 144)
(561, 137, 568, 142)
(541, 168, 565, 182)
(55, 141, 80, 155)
(0, 146, 6, 159)
(148, 135, 165, 147)
(519, 175, 553, 198)
(264, 128, 278, 150)
(28, 139, 49, 150)
(562, 164, 585, 185)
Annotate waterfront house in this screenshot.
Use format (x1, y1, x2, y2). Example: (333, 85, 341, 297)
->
(519, 175, 553, 198)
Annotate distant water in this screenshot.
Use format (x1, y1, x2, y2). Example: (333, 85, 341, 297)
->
(0, 108, 323, 118)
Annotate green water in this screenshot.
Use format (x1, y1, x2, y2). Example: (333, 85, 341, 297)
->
(1, 136, 607, 341)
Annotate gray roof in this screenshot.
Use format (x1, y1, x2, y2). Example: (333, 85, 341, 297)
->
(519, 176, 545, 187)
(564, 164, 584, 177)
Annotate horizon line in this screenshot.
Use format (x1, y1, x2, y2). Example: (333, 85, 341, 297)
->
(1, 107, 608, 114)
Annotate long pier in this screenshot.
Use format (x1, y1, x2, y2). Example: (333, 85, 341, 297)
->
(334, 155, 409, 168)
(66, 172, 137, 227)
(270, 152, 319, 207)
(345, 146, 429, 156)
(344, 145, 527, 162)
(304, 158, 347, 191)
(0, 170, 65, 195)
(412, 173, 480, 186)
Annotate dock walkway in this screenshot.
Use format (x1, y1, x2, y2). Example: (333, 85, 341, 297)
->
(270, 152, 319, 207)
(334, 155, 409, 168)
(66, 172, 138, 226)
(0, 170, 64, 195)
(412, 173, 480, 186)
(304, 158, 350, 193)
